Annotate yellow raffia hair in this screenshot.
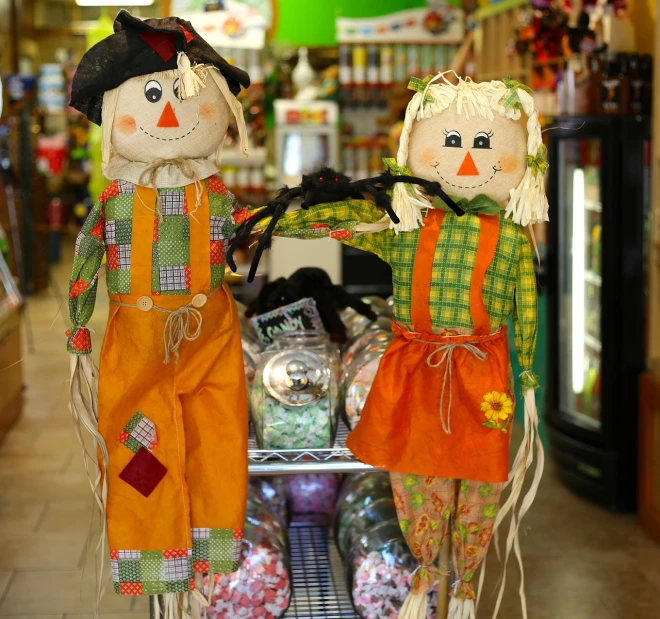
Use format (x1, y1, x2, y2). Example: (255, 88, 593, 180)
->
(391, 71, 549, 233)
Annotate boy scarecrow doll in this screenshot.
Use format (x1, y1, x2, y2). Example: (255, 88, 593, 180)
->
(67, 11, 250, 615)
(241, 73, 546, 618)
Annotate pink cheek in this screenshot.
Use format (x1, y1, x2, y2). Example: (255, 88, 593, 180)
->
(499, 154, 523, 174)
(116, 115, 137, 135)
(419, 147, 439, 168)
(200, 103, 217, 122)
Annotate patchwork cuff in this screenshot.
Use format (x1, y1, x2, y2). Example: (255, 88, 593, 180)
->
(66, 326, 92, 354)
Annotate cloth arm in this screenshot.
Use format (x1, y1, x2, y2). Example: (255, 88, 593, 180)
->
(67, 200, 106, 355)
(512, 234, 539, 390)
(256, 199, 394, 262)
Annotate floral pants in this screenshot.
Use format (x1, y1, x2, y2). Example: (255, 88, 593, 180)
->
(391, 473, 504, 601)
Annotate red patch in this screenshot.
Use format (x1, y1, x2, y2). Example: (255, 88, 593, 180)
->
(231, 207, 249, 226)
(140, 30, 177, 62)
(210, 241, 225, 266)
(110, 550, 119, 560)
(117, 431, 129, 444)
(164, 548, 188, 559)
(190, 577, 196, 591)
(310, 223, 331, 231)
(193, 560, 209, 573)
(179, 25, 194, 43)
(106, 245, 119, 270)
(153, 218, 159, 243)
(90, 218, 104, 240)
(329, 229, 351, 240)
(99, 181, 119, 204)
(119, 582, 143, 596)
(208, 176, 228, 195)
(118, 448, 167, 498)
(233, 529, 243, 540)
(184, 266, 192, 290)
(69, 327, 91, 352)
(70, 279, 89, 299)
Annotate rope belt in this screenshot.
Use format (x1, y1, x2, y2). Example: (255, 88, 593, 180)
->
(418, 339, 488, 435)
(111, 288, 219, 364)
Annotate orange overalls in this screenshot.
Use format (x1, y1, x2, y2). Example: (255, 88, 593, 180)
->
(347, 210, 512, 602)
(98, 185, 247, 596)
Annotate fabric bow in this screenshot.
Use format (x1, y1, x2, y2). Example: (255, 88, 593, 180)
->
(407, 76, 435, 103)
(383, 157, 412, 176)
(432, 194, 501, 216)
(501, 76, 533, 111)
(526, 145, 549, 177)
(411, 565, 448, 594)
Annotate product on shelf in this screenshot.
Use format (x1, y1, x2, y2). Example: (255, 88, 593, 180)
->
(205, 523, 291, 619)
(287, 473, 340, 525)
(342, 342, 389, 430)
(250, 333, 338, 450)
(249, 477, 289, 525)
(246, 498, 287, 547)
(347, 522, 438, 619)
(334, 472, 393, 556)
(342, 330, 392, 367)
(341, 496, 397, 557)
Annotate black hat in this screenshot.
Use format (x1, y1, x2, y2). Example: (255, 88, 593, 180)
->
(70, 10, 250, 125)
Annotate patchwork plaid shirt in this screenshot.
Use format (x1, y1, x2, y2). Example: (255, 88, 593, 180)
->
(67, 176, 244, 354)
(263, 200, 538, 374)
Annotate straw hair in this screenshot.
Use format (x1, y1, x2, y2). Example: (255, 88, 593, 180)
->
(391, 71, 549, 232)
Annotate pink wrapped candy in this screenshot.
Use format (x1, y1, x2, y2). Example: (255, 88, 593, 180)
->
(204, 523, 291, 619)
(287, 474, 339, 525)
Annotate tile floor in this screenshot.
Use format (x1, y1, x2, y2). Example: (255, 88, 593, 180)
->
(0, 243, 658, 618)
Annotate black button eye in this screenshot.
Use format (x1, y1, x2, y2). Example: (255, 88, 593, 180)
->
(444, 130, 462, 148)
(473, 132, 492, 149)
(173, 78, 180, 99)
(144, 80, 162, 103)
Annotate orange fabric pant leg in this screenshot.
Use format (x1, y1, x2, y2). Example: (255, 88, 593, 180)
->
(98, 185, 247, 596)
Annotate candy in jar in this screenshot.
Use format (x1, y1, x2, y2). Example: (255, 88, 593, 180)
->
(287, 473, 339, 525)
(249, 477, 289, 524)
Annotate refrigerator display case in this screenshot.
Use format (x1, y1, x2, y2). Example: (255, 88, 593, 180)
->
(546, 116, 650, 511)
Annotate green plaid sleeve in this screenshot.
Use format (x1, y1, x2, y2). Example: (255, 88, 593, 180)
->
(259, 199, 394, 261)
(67, 199, 106, 354)
(512, 234, 538, 383)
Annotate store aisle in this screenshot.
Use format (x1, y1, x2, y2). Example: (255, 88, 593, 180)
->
(0, 243, 658, 619)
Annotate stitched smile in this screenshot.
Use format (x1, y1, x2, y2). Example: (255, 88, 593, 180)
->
(434, 165, 501, 189)
(139, 119, 199, 141)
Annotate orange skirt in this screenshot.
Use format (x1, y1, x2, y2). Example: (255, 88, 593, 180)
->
(346, 324, 514, 482)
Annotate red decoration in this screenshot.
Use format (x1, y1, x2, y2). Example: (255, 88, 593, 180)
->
(140, 31, 177, 62)
(70, 279, 89, 299)
(99, 180, 120, 204)
(179, 25, 194, 43)
(210, 241, 226, 266)
(209, 176, 229, 195)
(118, 448, 167, 498)
(106, 245, 119, 270)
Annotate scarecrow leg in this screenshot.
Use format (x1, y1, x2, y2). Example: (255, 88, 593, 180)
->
(390, 472, 456, 618)
(448, 479, 505, 618)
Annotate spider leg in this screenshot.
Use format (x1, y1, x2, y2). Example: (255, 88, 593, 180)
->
(227, 205, 276, 271)
(363, 184, 400, 224)
(389, 174, 463, 216)
(300, 189, 316, 209)
(247, 200, 289, 282)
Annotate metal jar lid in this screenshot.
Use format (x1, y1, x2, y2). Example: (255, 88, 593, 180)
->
(263, 349, 331, 407)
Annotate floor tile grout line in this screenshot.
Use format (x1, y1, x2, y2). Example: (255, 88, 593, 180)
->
(33, 501, 51, 535)
(0, 572, 16, 612)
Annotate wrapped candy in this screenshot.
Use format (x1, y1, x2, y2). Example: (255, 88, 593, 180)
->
(204, 523, 291, 619)
(347, 522, 438, 619)
(287, 473, 340, 525)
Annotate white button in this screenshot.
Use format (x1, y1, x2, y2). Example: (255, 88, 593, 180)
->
(191, 293, 207, 308)
(136, 296, 154, 311)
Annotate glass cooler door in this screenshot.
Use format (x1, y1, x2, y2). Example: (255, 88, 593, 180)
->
(558, 138, 602, 430)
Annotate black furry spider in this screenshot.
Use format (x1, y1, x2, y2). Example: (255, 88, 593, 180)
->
(228, 166, 463, 282)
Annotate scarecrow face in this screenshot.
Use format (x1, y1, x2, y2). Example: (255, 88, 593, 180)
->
(111, 72, 230, 162)
(407, 104, 527, 205)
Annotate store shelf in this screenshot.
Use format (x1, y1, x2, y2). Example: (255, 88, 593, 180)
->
(248, 422, 373, 476)
(585, 333, 603, 353)
(287, 526, 357, 619)
(584, 270, 602, 286)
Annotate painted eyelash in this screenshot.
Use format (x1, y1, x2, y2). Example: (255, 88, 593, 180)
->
(485, 130, 494, 137)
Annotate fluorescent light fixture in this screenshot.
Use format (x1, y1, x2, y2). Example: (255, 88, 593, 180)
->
(571, 167, 585, 395)
(76, 0, 154, 5)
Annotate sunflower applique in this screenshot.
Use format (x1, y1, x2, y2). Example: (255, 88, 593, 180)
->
(481, 391, 514, 432)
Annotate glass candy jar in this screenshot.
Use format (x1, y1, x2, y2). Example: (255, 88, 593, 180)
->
(249, 477, 289, 524)
(334, 472, 392, 557)
(341, 496, 398, 557)
(251, 333, 338, 450)
(347, 522, 438, 619)
(246, 498, 287, 547)
(204, 522, 292, 619)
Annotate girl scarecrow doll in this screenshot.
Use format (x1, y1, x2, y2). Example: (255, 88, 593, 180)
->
(67, 11, 250, 616)
(238, 73, 546, 618)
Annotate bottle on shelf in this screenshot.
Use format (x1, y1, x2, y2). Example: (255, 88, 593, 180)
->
(588, 54, 603, 115)
(352, 45, 367, 104)
(379, 45, 394, 102)
(367, 45, 380, 103)
(393, 45, 407, 84)
(628, 52, 644, 114)
(640, 53, 653, 114)
(599, 53, 624, 115)
(406, 44, 420, 78)
(339, 44, 353, 103)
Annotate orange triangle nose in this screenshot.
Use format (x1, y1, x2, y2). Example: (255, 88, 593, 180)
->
(457, 151, 480, 176)
(157, 101, 179, 128)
